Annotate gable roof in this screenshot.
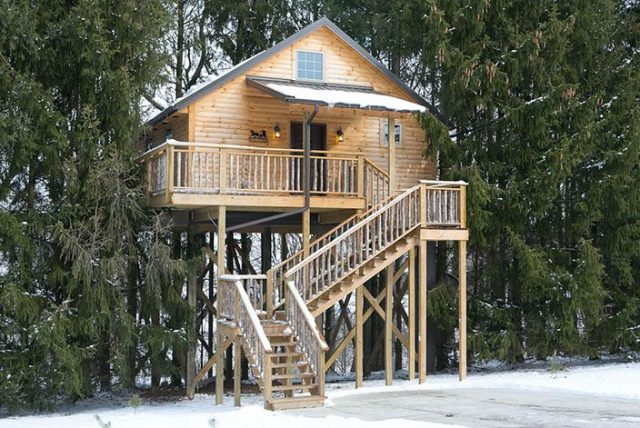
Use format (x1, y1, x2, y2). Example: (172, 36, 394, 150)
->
(147, 17, 441, 125)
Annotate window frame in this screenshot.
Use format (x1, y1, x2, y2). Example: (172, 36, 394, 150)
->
(380, 119, 402, 148)
(296, 50, 325, 82)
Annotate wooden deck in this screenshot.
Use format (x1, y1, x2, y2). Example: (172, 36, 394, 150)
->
(139, 140, 390, 211)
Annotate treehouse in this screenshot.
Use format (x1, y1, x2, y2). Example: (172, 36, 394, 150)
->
(138, 17, 469, 410)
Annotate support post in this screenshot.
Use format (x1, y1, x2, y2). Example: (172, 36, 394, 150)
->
(385, 265, 393, 385)
(302, 209, 311, 258)
(408, 247, 416, 381)
(215, 331, 224, 405)
(215, 206, 226, 405)
(355, 285, 364, 388)
(186, 269, 196, 394)
(357, 155, 365, 199)
(166, 143, 174, 205)
(459, 240, 467, 381)
(318, 350, 326, 397)
(419, 240, 427, 383)
(234, 335, 241, 406)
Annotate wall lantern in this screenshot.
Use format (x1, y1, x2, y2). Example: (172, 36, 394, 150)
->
(336, 127, 344, 142)
(274, 124, 281, 138)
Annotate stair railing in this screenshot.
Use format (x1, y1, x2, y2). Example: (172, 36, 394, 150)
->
(218, 275, 272, 395)
(285, 280, 329, 396)
(363, 158, 390, 207)
(267, 191, 396, 315)
(285, 185, 422, 302)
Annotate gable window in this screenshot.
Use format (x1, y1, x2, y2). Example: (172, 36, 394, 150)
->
(381, 119, 402, 147)
(297, 50, 324, 81)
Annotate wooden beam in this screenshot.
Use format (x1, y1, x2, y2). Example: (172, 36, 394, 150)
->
(385, 266, 393, 385)
(355, 285, 363, 388)
(362, 287, 385, 319)
(419, 240, 427, 383)
(186, 268, 197, 395)
(459, 240, 467, 381)
(215, 206, 226, 405)
(188, 337, 232, 398)
(408, 247, 416, 381)
(302, 209, 311, 258)
(166, 193, 366, 211)
(234, 335, 242, 406)
(325, 289, 384, 370)
(391, 257, 408, 285)
(215, 331, 224, 404)
(187, 104, 196, 141)
(420, 228, 469, 241)
(197, 286, 216, 317)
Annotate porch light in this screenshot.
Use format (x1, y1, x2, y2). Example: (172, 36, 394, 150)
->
(337, 127, 344, 142)
(274, 124, 281, 138)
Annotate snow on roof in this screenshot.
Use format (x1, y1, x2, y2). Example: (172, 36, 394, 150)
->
(262, 81, 427, 113)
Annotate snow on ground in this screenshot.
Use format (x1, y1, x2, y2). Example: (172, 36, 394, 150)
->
(1, 362, 638, 428)
(326, 361, 640, 402)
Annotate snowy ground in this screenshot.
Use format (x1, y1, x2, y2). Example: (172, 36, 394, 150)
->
(1, 362, 639, 428)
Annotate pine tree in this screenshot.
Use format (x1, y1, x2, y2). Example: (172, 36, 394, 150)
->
(419, 0, 640, 362)
(0, 0, 179, 410)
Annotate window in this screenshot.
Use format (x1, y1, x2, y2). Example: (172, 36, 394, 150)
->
(381, 119, 402, 147)
(297, 50, 324, 81)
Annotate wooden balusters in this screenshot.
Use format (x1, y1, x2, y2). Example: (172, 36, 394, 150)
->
(285, 185, 422, 302)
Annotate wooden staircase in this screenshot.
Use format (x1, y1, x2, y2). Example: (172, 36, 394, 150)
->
(307, 232, 419, 316)
(219, 181, 467, 409)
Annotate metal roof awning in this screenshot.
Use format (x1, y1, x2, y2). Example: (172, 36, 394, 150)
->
(246, 77, 427, 113)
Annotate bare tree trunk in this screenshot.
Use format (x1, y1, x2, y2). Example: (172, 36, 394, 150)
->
(175, 0, 185, 98)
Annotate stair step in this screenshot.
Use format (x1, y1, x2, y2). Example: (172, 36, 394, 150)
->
(265, 395, 326, 411)
(272, 372, 315, 380)
(270, 352, 303, 358)
(265, 332, 293, 339)
(270, 340, 298, 347)
(271, 361, 308, 369)
(271, 383, 318, 392)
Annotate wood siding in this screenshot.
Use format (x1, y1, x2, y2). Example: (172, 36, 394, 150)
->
(148, 26, 435, 190)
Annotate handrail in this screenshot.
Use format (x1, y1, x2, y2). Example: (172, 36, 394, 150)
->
(222, 274, 267, 280)
(364, 158, 388, 176)
(285, 185, 422, 302)
(137, 139, 365, 161)
(363, 158, 390, 206)
(266, 190, 397, 313)
(285, 280, 328, 378)
(287, 185, 420, 275)
(286, 281, 329, 350)
(219, 275, 272, 352)
(420, 179, 468, 187)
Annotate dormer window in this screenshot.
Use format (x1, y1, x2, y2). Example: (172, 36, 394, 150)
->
(296, 50, 324, 81)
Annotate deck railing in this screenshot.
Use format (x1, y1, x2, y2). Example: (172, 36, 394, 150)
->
(139, 140, 389, 204)
(421, 180, 467, 227)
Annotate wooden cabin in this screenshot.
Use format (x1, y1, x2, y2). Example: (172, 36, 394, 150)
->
(138, 17, 469, 410)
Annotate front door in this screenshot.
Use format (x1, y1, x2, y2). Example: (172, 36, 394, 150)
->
(290, 122, 327, 191)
